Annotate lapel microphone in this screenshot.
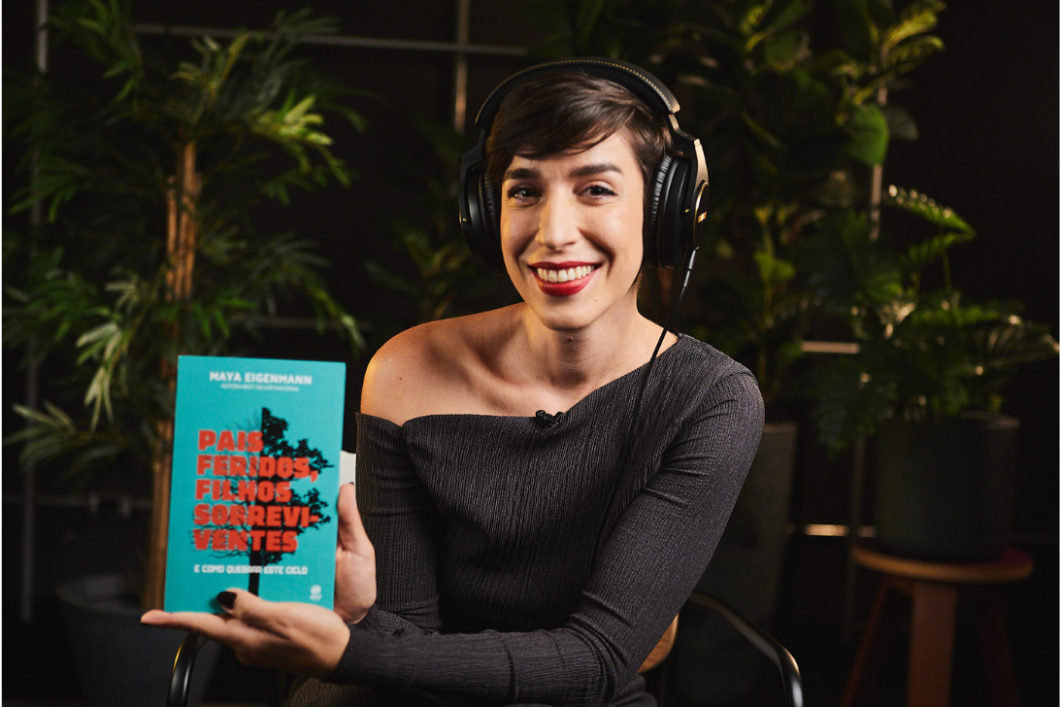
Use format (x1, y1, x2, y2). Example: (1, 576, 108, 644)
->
(535, 410, 565, 427)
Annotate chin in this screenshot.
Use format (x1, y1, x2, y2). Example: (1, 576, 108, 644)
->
(513, 271, 640, 334)
(529, 297, 630, 335)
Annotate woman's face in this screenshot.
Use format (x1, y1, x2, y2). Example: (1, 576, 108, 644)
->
(500, 130, 645, 333)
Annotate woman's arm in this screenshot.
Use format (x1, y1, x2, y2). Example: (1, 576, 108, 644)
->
(350, 412, 443, 636)
(328, 368, 764, 707)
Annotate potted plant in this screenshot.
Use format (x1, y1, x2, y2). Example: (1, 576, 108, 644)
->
(4, 2, 363, 702)
(657, 0, 947, 621)
(654, 1, 948, 697)
(799, 186, 1058, 560)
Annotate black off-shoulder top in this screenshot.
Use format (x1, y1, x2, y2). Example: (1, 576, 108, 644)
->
(289, 335, 764, 707)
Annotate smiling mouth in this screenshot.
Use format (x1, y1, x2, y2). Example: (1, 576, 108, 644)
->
(533, 265, 598, 283)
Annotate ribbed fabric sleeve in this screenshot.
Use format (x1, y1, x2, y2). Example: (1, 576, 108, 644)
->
(302, 335, 763, 707)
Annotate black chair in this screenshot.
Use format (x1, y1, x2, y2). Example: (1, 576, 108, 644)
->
(683, 591, 803, 707)
(168, 590, 801, 707)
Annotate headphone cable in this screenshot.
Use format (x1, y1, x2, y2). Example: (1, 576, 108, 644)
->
(590, 246, 698, 564)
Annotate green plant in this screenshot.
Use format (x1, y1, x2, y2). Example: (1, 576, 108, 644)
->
(522, 0, 683, 65)
(521, 0, 948, 415)
(662, 0, 830, 411)
(663, 0, 949, 413)
(3, 0, 365, 607)
(799, 188, 1058, 451)
(366, 116, 513, 332)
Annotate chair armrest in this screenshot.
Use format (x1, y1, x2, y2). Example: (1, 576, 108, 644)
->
(687, 591, 803, 707)
(168, 632, 201, 707)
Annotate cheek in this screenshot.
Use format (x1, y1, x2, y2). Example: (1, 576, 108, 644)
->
(602, 203, 644, 266)
(499, 211, 529, 284)
(499, 211, 520, 257)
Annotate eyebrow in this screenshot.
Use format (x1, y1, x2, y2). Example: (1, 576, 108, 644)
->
(503, 162, 624, 181)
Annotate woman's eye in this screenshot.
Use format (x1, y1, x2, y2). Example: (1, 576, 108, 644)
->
(506, 186, 539, 201)
(584, 185, 617, 197)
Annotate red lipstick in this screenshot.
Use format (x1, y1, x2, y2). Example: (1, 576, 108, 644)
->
(529, 262, 599, 296)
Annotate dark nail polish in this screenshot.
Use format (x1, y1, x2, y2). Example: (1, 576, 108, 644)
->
(216, 591, 236, 611)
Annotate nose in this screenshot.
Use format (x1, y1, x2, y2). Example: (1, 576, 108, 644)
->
(534, 192, 578, 251)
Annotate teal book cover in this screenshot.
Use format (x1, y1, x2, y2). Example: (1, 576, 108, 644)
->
(164, 356, 346, 613)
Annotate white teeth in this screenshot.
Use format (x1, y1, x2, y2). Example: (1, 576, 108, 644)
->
(536, 266, 595, 283)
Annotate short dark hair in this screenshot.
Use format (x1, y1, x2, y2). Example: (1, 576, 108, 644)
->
(485, 71, 672, 192)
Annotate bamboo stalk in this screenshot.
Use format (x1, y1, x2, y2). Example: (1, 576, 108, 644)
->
(144, 142, 199, 609)
(165, 177, 178, 299)
(144, 418, 173, 609)
(177, 143, 199, 299)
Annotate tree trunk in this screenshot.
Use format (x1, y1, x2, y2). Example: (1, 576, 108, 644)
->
(143, 142, 199, 610)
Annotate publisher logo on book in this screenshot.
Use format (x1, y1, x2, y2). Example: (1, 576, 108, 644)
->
(310, 585, 323, 601)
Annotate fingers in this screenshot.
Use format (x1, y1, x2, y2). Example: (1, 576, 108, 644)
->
(142, 592, 349, 677)
(337, 483, 370, 551)
(216, 588, 288, 634)
(141, 607, 241, 644)
(221, 591, 351, 675)
(140, 590, 274, 639)
(333, 483, 377, 623)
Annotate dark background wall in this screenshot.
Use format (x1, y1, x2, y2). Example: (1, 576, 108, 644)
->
(3, 1, 1056, 702)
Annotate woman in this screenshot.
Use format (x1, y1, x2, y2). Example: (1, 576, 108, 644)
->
(144, 59, 764, 707)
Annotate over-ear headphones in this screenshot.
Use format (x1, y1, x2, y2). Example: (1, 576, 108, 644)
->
(458, 57, 709, 271)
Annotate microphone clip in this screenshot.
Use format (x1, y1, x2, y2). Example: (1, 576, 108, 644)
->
(535, 410, 565, 428)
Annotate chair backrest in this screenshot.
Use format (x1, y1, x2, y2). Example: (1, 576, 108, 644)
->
(640, 615, 679, 673)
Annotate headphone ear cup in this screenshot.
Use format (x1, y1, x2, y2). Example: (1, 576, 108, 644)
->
(649, 155, 694, 269)
(482, 171, 500, 243)
(460, 163, 506, 273)
(479, 171, 505, 272)
(643, 154, 673, 268)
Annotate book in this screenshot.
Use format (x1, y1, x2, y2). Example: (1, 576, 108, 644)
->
(164, 356, 346, 613)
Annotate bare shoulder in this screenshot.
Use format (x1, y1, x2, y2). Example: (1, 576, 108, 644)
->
(360, 322, 448, 425)
(360, 310, 509, 425)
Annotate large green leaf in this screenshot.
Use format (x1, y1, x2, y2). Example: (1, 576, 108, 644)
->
(834, 0, 876, 64)
(765, 0, 815, 33)
(761, 29, 807, 71)
(881, 0, 944, 52)
(845, 103, 889, 166)
(799, 211, 902, 311)
(881, 104, 919, 141)
(901, 232, 975, 274)
(885, 35, 944, 71)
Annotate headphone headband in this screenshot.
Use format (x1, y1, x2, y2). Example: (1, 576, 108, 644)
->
(474, 58, 681, 130)
(459, 57, 708, 271)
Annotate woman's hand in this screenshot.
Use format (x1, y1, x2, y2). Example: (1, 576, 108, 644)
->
(141, 589, 350, 678)
(140, 485, 375, 675)
(334, 483, 377, 623)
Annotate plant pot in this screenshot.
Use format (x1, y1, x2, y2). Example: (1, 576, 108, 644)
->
(57, 574, 221, 707)
(874, 414, 1019, 561)
(673, 422, 797, 703)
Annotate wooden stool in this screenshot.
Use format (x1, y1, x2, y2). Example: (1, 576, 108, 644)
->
(842, 542, 1033, 707)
